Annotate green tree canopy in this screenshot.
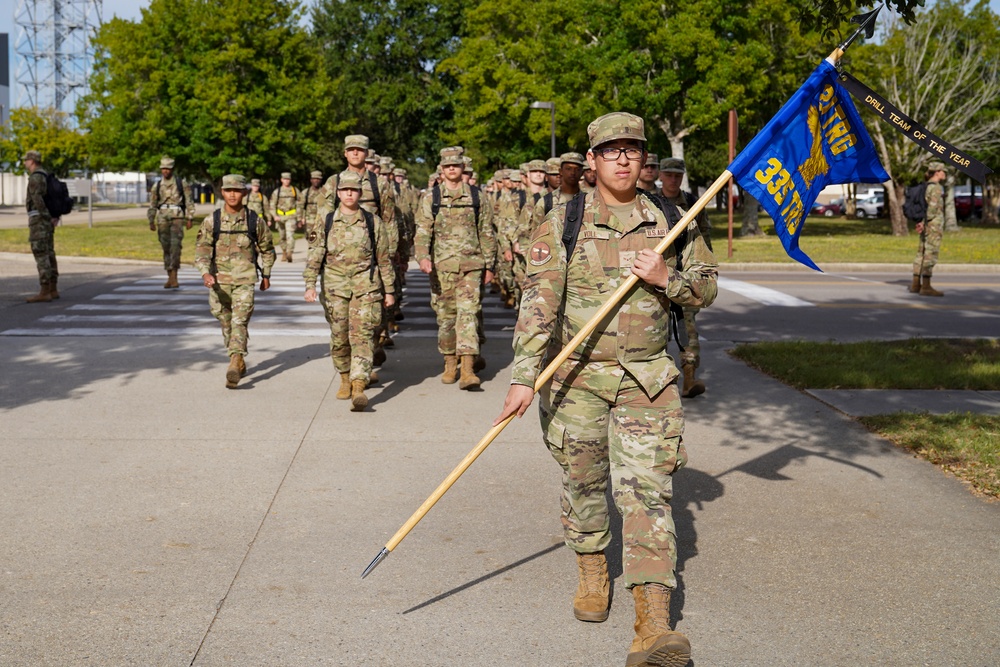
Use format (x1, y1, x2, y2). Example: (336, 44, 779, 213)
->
(0, 107, 87, 177)
(81, 0, 343, 184)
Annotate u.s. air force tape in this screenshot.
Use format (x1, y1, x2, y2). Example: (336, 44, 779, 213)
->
(839, 71, 993, 183)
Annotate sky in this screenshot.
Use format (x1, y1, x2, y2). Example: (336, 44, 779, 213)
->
(2, 0, 999, 109)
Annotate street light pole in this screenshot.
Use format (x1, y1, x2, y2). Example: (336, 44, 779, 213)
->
(530, 101, 556, 158)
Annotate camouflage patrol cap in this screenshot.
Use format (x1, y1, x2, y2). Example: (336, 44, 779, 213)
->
(587, 112, 646, 148)
(250, 178, 261, 187)
(509, 171, 522, 182)
(21, 150, 42, 162)
(310, 170, 323, 179)
(379, 156, 393, 170)
(393, 167, 407, 177)
(645, 153, 659, 167)
(462, 156, 474, 174)
(159, 156, 175, 169)
(221, 174, 247, 190)
(526, 159, 547, 172)
(440, 146, 465, 167)
(927, 160, 947, 172)
(344, 134, 370, 150)
(281, 172, 292, 179)
(519, 162, 530, 173)
(337, 170, 364, 191)
(659, 157, 686, 173)
(545, 158, 561, 174)
(365, 150, 379, 164)
(560, 152, 587, 167)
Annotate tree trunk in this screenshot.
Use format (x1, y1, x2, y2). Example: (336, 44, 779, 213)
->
(886, 180, 907, 235)
(740, 191, 763, 237)
(657, 117, 694, 193)
(943, 174, 960, 231)
(983, 175, 999, 225)
(844, 183, 856, 218)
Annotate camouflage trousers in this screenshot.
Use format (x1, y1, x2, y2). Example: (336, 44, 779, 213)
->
(28, 216, 58, 283)
(539, 374, 687, 590)
(276, 215, 297, 254)
(323, 290, 381, 382)
(680, 308, 701, 368)
(209, 283, 255, 357)
(496, 254, 517, 297)
(913, 220, 943, 276)
(157, 217, 185, 271)
(432, 269, 483, 356)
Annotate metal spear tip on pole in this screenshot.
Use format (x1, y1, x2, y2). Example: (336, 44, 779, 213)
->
(361, 547, 389, 579)
(839, 4, 884, 52)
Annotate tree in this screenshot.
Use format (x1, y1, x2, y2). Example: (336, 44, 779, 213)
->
(0, 107, 87, 177)
(851, 0, 1000, 235)
(311, 0, 465, 165)
(81, 0, 343, 185)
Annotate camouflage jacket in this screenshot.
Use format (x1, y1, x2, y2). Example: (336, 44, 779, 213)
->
(321, 170, 398, 254)
(269, 185, 300, 220)
(299, 186, 325, 228)
(148, 176, 194, 223)
(511, 189, 718, 397)
(414, 182, 497, 273)
(25, 170, 49, 220)
(513, 190, 546, 253)
(925, 182, 944, 229)
(662, 191, 713, 253)
(243, 191, 270, 220)
(194, 208, 276, 286)
(304, 206, 395, 298)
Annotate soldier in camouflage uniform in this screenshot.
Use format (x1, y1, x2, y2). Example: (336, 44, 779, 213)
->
(244, 179, 270, 222)
(658, 157, 712, 398)
(530, 152, 584, 228)
(304, 171, 395, 412)
(300, 171, 325, 239)
(22, 150, 60, 303)
(495, 113, 717, 667)
(194, 175, 276, 389)
(147, 156, 195, 289)
(580, 164, 597, 193)
(910, 161, 947, 297)
(415, 146, 497, 390)
(545, 157, 562, 191)
(637, 153, 659, 192)
(270, 172, 300, 263)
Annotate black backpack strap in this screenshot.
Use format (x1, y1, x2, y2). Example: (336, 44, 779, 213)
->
(211, 209, 222, 274)
(639, 191, 689, 350)
(176, 175, 186, 212)
(518, 190, 526, 210)
(368, 171, 381, 217)
(319, 210, 335, 273)
(362, 209, 377, 281)
(471, 184, 480, 226)
(247, 209, 261, 279)
(431, 184, 441, 219)
(560, 192, 587, 261)
(544, 192, 554, 215)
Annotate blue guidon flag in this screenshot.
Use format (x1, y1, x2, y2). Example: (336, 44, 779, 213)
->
(729, 61, 889, 271)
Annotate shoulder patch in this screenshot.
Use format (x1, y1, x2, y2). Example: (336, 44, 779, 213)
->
(529, 241, 553, 266)
(307, 231, 318, 243)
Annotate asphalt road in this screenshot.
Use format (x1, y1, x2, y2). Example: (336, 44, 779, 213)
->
(1, 254, 998, 666)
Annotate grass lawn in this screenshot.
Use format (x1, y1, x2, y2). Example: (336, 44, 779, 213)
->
(0, 218, 287, 264)
(706, 212, 1000, 264)
(730, 338, 1000, 498)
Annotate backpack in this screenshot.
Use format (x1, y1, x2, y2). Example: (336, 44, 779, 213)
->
(430, 183, 481, 226)
(322, 208, 377, 281)
(37, 169, 74, 217)
(517, 189, 526, 210)
(211, 209, 262, 278)
(903, 182, 928, 222)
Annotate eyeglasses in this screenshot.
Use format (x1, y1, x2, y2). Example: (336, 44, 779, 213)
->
(594, 146, 644, 161)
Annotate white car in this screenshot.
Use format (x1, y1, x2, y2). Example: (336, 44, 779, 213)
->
(855, 194, 884, 218)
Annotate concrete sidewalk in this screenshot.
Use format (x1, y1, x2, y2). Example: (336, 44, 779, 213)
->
(808, 388, 1000, 416)
(1, 256, 998, 666)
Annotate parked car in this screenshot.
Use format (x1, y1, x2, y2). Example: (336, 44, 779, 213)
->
(953, 185, 983, 220)
(810, 200, 843, 217)
(855, 194, 884, 218)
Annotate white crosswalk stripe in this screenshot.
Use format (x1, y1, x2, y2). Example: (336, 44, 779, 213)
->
(1, 266, 519, 338)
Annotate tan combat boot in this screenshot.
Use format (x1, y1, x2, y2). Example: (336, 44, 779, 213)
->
(573, 552, 610, 622)
(170, 269, 181, 288)
(336, 372, 352, 400)
(26, 282, 52, 303)
(50, 278, 60, 299)
(459, 354, 481, 390)
(681, 364, 705, 399)
(373, 347, 387, 367)
(350, 380, 368, 411)
(908, 274, 921, 293)
(919, 275, 943, 297)
(626, 583, 691, 667)
(226, 355, 243, 389)
(441, 355, 458, 384)
(236, 355, 247, 378)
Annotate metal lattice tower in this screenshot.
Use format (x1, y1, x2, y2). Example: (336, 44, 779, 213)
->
(14, 0, 103, 111)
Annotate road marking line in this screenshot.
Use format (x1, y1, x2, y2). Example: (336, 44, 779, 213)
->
(717, 277, 813, 307)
